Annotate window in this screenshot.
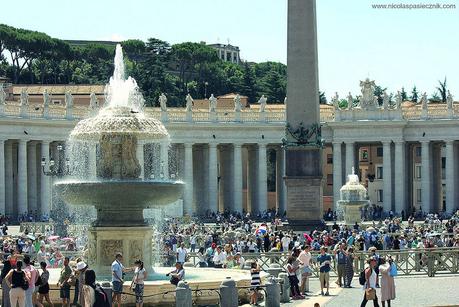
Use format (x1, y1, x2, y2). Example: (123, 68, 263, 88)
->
(417, 189, 422, 203)
(415, 165, 421, 179)
(441, 157, 446, 169)
(52, 100, 61, 105)
(376, 147, 383, 157)
(327, 174, 333, 185)
(377, 190, 383, 202)
(327, 154, 333, 164)
(376, 166, 383, 179)
(415, 146, 422, 157)
(360, 148, 369, 161)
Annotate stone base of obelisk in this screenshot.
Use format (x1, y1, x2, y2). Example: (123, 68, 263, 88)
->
(285, 148, 324, 229)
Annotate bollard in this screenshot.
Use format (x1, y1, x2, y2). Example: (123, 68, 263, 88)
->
(101, 282, 113, 306)
(220, 277, 238, 307)
(265, 276, 281, 307)
(266, 263, 283, 277)
(176, 281, 192, 307)
(278, 273, 290, 303)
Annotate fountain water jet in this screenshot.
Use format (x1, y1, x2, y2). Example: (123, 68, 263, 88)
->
(54, 45, 184, 272)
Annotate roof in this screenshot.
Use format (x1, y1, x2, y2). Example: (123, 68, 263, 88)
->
(12, 85, 105, 95)
(217, 93, 248, 99)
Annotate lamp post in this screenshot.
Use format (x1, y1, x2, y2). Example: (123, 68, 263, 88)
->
(204, 82, 208, 99)
(41, 144, 69, 177)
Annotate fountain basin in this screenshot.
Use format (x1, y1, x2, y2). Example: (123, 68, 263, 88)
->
(54, 180, 184, 226)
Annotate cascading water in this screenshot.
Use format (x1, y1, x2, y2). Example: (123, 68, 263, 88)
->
(54, 44, 185, 272)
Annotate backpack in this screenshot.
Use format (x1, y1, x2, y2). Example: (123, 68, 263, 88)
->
(93, 284, 110, 307)
(359, 269, 368, 286)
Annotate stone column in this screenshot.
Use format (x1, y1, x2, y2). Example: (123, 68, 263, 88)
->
(17, 139, 28, 216)
(332, 142, 343, 210)
(276, 147, 286, 215)
(394, 141, 406, 215)
(445, 140, 456, 214)
(233, 144, 243, 213)
(5, 141, 13, 216)
(88, 143, 97, 177)
(421, 141, 431, 213)
(161, 142, 169, 179)
(136, 141, 145, 179)
(208, 143, 218, 213)
(382, 141, 392, 212)
(27, 142, 38, 213)
(247, 146, 258, 214)
(258, 144, 268, 213)
(40, 141, 51, 216)
(0, 140, 5, 214)
(345, 142, 355, 175)
(183, 143, 194, 215)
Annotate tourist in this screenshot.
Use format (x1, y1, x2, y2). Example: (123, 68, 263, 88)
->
(286, 256, 303, 300)
(196, 247, 207, 267)
(176, 242, 188, 264)
(58, 257, 72, 307)
(334, 242, 347, 287)
(37, 261, 53, 307)
(250, 262, 261, 305)
(298, 245, 312, 295)
(344, 247, 355, 287)
(234, 252, 246, 269)
(5, 260, 30, 307)
(379, 256, 396, 307)
(206, 243, 216, 267)
(82, 269, 96, 307)
(368, 247, 381, 287)
(23, 255, 38, 307)
(36, 245, 47, 264)
(1, 255, 13, 307)
(317, 246, 331, 296)
(131, 260, 147, 307)
(213, 246, 226, 268)
(111, 253, 132, 307)
(166, 262, 185, 286)
(76, 261, 89, 306)
(190, 234, 197, 252)
(360, 257, 380, 307)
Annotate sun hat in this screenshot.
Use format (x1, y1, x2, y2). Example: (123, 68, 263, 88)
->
(76, 261, 88, 271)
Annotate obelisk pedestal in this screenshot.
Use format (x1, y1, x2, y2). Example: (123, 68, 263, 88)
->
(284, 0, 323, 227)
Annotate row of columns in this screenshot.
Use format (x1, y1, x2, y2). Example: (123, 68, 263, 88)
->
(333, 140, 457, 214)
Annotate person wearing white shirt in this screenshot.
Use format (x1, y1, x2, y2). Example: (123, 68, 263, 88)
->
(176, 243, 188, 264)
(298, 245, 312, 295)
(212, 246, 227, 268)
(281, 235, 291, 252)
(190, 235, 196, 252)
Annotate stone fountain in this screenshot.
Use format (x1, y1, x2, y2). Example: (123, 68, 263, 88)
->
(54, 45, 184, 272)
(336, 167, 369, 225)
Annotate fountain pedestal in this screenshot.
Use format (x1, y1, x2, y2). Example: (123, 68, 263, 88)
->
(88, 226, 152, 273)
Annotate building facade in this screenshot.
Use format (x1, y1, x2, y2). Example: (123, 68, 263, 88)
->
(0, 85, 458, 220)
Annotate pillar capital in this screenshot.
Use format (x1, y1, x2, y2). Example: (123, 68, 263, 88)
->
(393, 140, 405, 145)
(184, 143, 194, 149)
(382, 140, 392, 146)
(332, 141, 342, 145)
(208, 142, 218, 148)
(445, 139, 455, 145)
(233, 143, 243, 148)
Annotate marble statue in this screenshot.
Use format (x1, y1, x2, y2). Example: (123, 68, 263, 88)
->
(395, 91, 402, 109)
(209, 94, 217, 112)
(185, 93, 193, 112)
(234, 94, 242, 112)
(347, 92, 354, 110)
(446, 90, 453, 110)
(89, 92, 99, 110)
(0, 86, 6, 105)
(65, 90, 73, 108)
(382, 90, 390, 110)
(258, 95, 267, 112)
(332, 92, 339, 110)
(43, 89, 51, 107)
(359, 78, 378, 110)
(421, 92, 428, 110)
(159, 93, 167, 112)
(20, 88, 29, 106)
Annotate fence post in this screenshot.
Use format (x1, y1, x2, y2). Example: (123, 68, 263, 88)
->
(427, 252, 435, 277)
(176, 281, 192, 307)
(220, 277, 238, 307)
(266, 263, 283, 277)
(278, 272, 290, 303)
(265, 276, 280, 307)
(101, 282, 113, 306)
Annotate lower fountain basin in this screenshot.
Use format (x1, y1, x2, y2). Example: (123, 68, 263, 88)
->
(54, 179, 184, 226)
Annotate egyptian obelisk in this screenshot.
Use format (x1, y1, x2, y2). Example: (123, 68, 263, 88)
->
(284, 0, 323, 226)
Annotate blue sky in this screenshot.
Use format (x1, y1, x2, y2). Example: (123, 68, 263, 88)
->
(2, 0, 459, 99)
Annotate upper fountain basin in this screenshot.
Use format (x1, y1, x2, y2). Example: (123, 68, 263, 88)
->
(70, 106, 169, 142)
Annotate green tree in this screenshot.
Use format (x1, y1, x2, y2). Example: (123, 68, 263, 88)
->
(373, 85, 387, 106)
(400, 87, 408, 101)
(319, 91, 327, 104)
(436, 77, 447, 102)
(429, 91, 441, 102)
(411, 86, 419, 103)
(240, 62, 257, 103)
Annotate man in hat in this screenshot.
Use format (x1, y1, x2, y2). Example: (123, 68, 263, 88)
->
(74, 261, 88, 306)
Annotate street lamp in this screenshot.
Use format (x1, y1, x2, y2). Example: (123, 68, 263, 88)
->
(204, 81, 209, 99)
